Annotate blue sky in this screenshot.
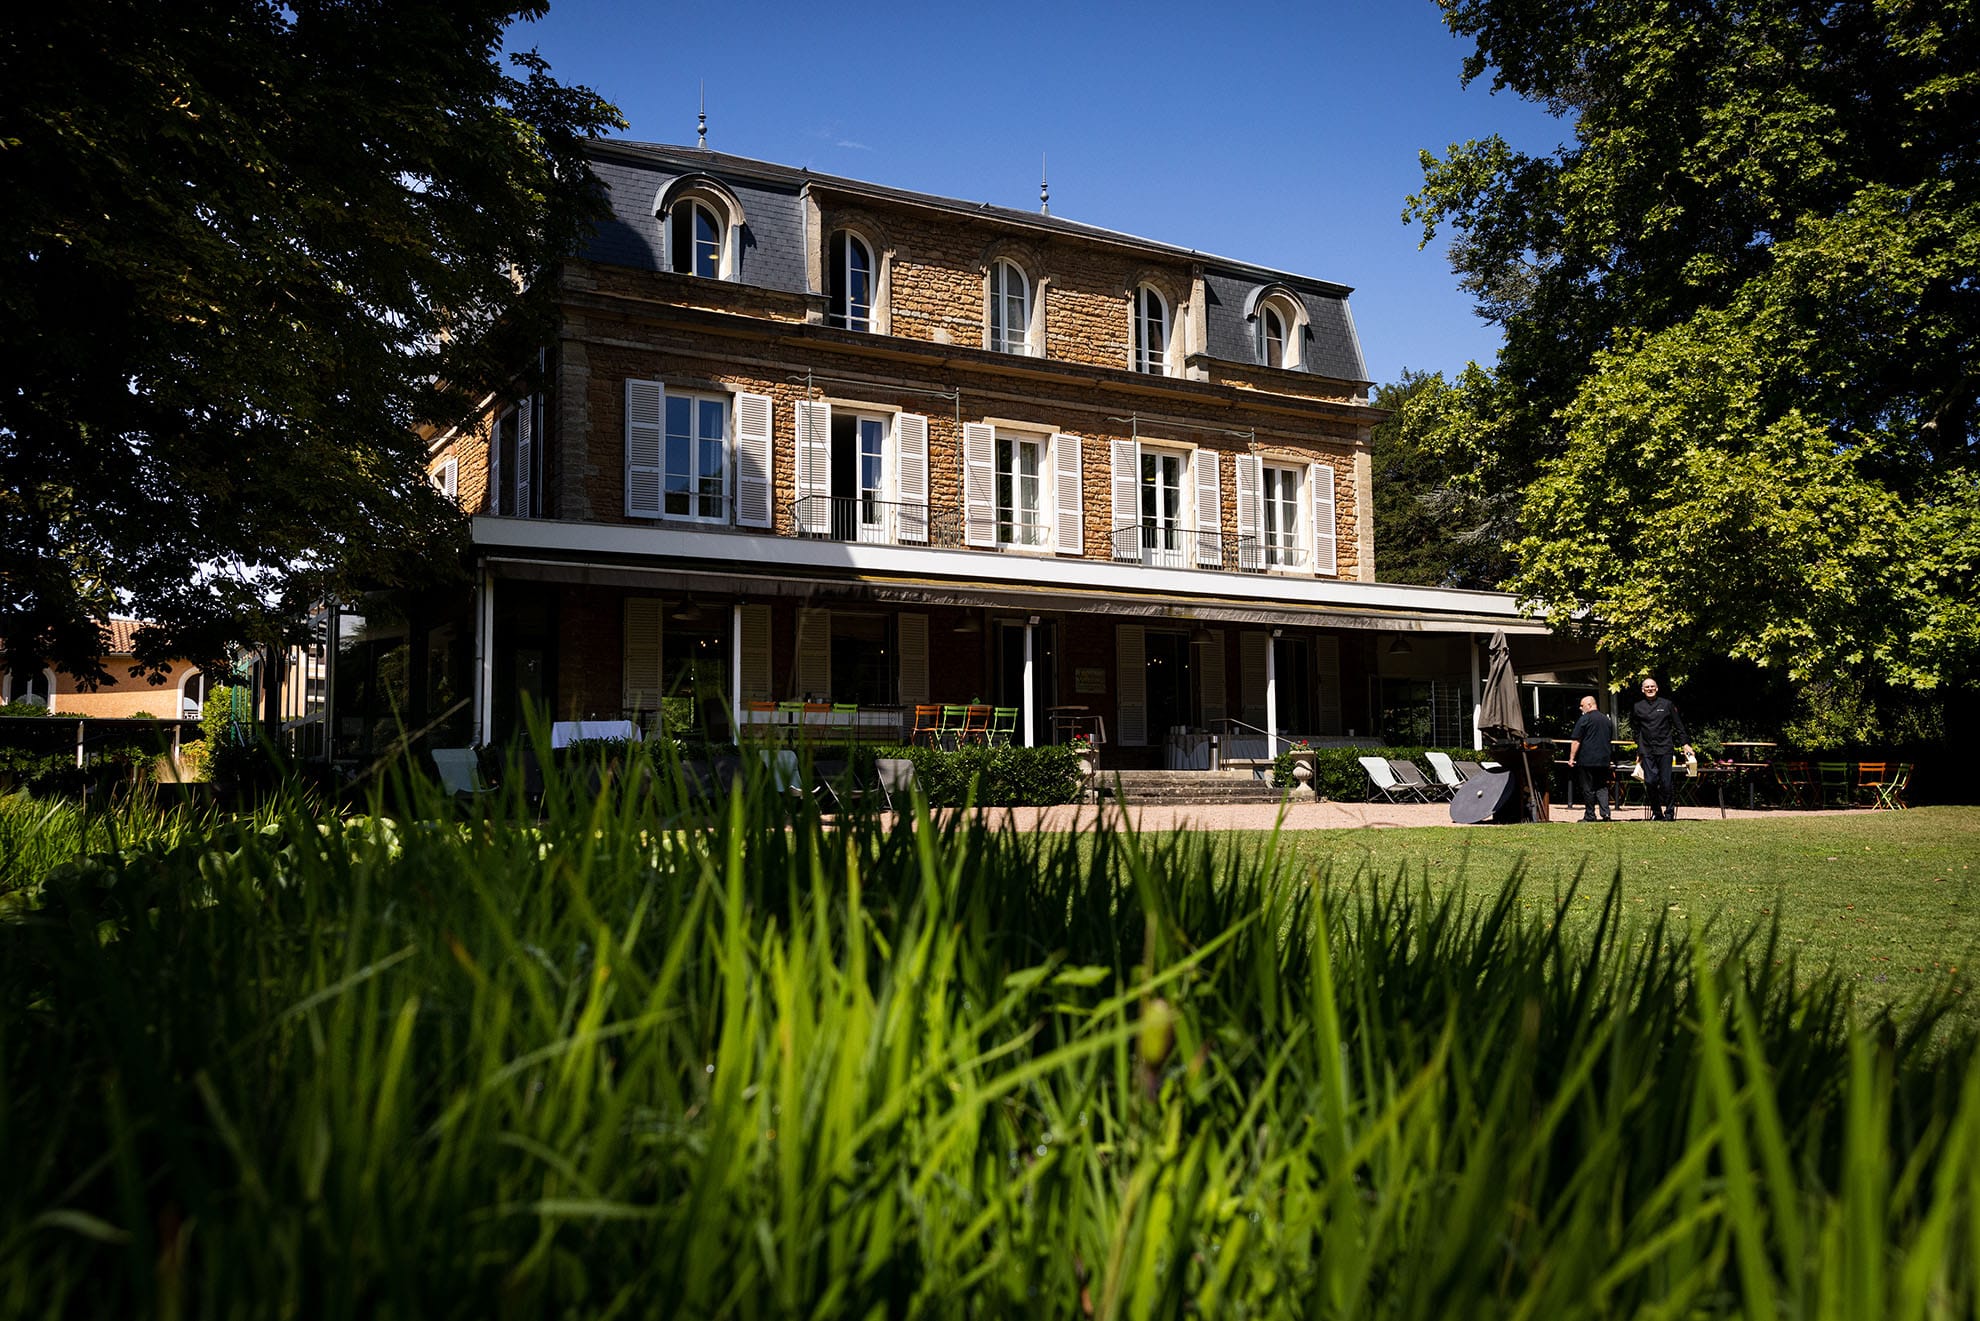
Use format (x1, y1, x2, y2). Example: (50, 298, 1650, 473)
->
(508, 0, 1569, 387)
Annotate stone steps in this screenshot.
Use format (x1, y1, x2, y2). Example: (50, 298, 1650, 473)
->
(1091, 769, 1291, 805)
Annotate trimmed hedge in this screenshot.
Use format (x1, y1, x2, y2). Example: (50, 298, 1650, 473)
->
(856, 743, 1084, 807)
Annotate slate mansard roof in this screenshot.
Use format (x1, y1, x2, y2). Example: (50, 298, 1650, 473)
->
(580, 141, 1371, 387)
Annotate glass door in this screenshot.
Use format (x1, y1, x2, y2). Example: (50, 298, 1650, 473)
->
(1139, 450, 1185, 567)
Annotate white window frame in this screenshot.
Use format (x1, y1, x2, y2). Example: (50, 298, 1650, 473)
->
(660, 390, 731, 524)
(1254, 292, 1305, 370)
(1137, 445, 1190, 569)
(994, 430, 1049, 549)
(1261, 464, 1302, 568)
(828, 230, 875, 332)
(1132, 285, 1170, 375)
(668, 197, 729, 279)
(433, 456, 458, 500)
(177, 667, 209, 720)
(988, 259, 1032, 355)
(3, 667, 56, 708)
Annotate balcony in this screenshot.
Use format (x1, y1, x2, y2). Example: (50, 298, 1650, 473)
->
(789, 495, 964, 548)
(1109, 525, 1306, 574)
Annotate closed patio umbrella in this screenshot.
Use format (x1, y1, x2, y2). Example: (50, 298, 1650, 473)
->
(1477, 631, 1526, 743)
(1468, 630, 1546, 823)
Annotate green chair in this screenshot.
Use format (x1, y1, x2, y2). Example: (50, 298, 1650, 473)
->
(937, 704, 968, 749)
(1815, 761, 1851, 807)
(1878, 762, 1912, 810)
(987, 706, 1019, 747)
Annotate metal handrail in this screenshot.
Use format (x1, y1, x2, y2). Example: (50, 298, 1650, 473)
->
(1109, 525, 1299, 574)
(789, 495, 965, 548)
(1213, 716, 1298, 757)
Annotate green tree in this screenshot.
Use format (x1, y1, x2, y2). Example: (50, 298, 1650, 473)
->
(0, 0, 621, 682)
(1370, 370, 1513, 588)
(1405, 0, 1980, 690)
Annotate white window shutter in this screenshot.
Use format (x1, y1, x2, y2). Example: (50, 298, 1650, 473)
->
(626, 379, 664, 518)
(794, 400, 832, 534)
(896, 413, 929, 543)
(796, 607, 832, 700)
(1316, 635, 1342, 735)
(435, 458, 457, 500)
(740, 604, 772, 700)
(1193, 449, 1222, 568)
(962, 422, 996, 548)
(897, 613, 929, 703)
(1110, 439, 1138, 561)
(1115, 624, 1146, 746)
(733, 392, 774, 528)
(1053, 433, 1082, 555)
(622, 597, 664, 720)
(1198, 629, 1227, 728)
(515, 397, 533, 517)
(1239, 631, 1269, 727)
(1310, 462, 1337, 576)
(1234, 453, 1261, 549)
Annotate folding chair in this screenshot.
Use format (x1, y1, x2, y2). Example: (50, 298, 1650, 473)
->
(760, 749, 816, 808)
(1854, 762, 1889, 808)
(937, 704, 969, 749)
(1775, 760, 1811, 808)
(1359, 756, 1422, 803)
(908, 704, 942, 747)
(1389, 758, 1449, 801)
(1815, 761, 1851, 808)
(1451, 761, 1486, 782)
(875, 757, 918, 813)
(986, 706, 1019, 748)
(430, 747, 492, 801)
(960, 704, 992, 747)
(1424, 751, 1466, 792)
(1878, 762, 1912, 810)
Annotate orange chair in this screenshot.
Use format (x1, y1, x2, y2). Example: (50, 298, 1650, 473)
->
(1855, 762, 1890, 808)
(908, 704, 942, 747)
(961, 704, 992, 746)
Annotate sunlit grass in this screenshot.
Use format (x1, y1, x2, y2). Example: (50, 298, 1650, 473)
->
(1, 752, 1976, 1316)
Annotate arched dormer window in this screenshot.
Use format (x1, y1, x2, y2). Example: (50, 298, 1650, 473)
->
(828, 230, 874, 331)
(988, 259, 1032, 355)
(1132, 285, 1170, 374)
(178, 667, 209, 719)
(656, 176, 744, 281)
(1247, 285, 1308, 371)
(3, 666, 55, 708)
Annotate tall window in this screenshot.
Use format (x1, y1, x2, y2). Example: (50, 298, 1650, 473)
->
(4, 669, 52, 708)
(1261, 306, 1287, 369)
(664, 394, 727, 520)
(670, 199, 723, 278)
(1133, 286, 1169, 374)
(989, 260, 1030, 354)
(828, 231, 874, 331)
(996, 434, 1044, 546)
(1262, 465, 1300, 566)
(179, 668, 209, 719)
(1139, 450, 1186, 567)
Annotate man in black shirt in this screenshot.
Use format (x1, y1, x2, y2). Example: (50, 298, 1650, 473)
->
(1631, 677, 1694, 822)
(1567, 695, 1615, 821)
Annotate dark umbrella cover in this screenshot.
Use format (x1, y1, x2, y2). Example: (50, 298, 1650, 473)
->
(1477, 631, 1526, 744)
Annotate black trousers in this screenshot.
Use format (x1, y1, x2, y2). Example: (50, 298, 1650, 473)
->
(1576, 764, 1612, 818)
(1640, 751, 1677, 819)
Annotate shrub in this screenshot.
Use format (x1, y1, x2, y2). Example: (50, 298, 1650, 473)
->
(856, 742, 1083, 806)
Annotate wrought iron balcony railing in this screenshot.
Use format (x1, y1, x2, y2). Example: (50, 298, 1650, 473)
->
(1109, 525, 1306, 574)
(789, 495, 965, 548)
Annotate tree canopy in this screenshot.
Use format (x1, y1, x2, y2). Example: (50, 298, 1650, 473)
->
(1369, 371, 1511, 589)
(0, 0, 621, 682)
(1405, 0, 1979, 690)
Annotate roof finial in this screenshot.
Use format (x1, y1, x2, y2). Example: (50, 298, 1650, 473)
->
(1040, 152, 1049, 215)
(697, 82, 707, 149)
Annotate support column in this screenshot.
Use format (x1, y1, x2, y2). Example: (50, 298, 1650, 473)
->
(730, 602, 744, 740)
(474, 568, 495, 746)
(1265, 631, 1279, 754)
(1022, 618, 1036, 748)
(1470, 633, 1484, 750)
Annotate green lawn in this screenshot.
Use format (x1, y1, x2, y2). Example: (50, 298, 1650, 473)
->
(1227, 807, 1980, 1026)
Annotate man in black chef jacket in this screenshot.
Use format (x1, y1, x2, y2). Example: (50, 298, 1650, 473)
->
(1631, 677, 1694, 822)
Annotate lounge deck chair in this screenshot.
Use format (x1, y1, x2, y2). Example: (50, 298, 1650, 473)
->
(1359, 756, 1423, 804)
(1389, 758, 1450, 801)
(1424, 751, 1466, 793)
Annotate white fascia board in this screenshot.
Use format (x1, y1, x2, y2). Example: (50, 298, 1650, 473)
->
(470, 517, 1542, 629)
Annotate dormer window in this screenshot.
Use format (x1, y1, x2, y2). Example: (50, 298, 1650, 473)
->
(1133, 286, 1170, 374)
(828, 231, 874, 331)
(1262, 307, 1287, 369)
(670, 199, 723, 278)
(1250, 288, 1306, 370)
(989, 259, 1031, 355)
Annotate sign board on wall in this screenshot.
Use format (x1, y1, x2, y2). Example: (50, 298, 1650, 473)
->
(1075, 667, 1106, 694)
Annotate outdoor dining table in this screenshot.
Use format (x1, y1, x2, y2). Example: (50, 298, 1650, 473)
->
(740, 705, 906, 743)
